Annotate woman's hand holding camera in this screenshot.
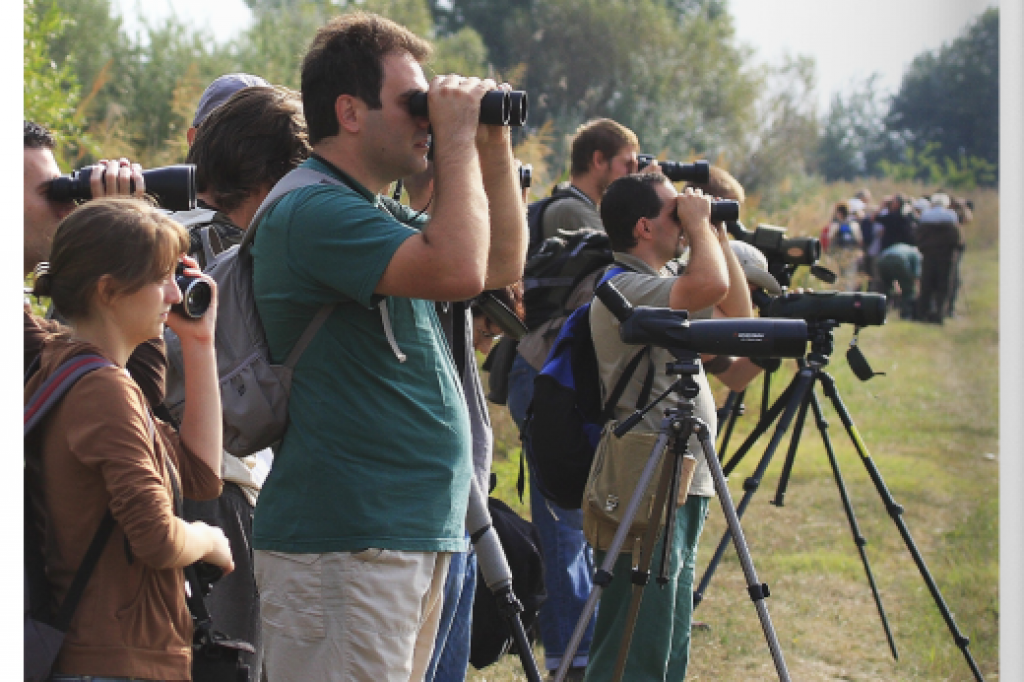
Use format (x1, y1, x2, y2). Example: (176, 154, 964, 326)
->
(190, 521, 235, 576)
(165, 255, 218, 346)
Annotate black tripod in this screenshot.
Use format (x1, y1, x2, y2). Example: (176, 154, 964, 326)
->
(554, 352, 791, 682)
(695, 321, 985, 681)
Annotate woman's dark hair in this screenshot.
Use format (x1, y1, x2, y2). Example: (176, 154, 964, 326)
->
(33, 197, 189, 320)
(301, 12, 432, 145)
(600, 173, 669, 251)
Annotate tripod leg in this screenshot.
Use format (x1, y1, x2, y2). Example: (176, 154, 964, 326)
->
(695, 422, 791, 682)
(722, 371, 803, 476)
(818, 372, 985, 682)
(694, 367, 815, 608)
(610, 449, 693, 682)
(770, 374, 816, 507)
(808, 391, 899, 660)
(716, 389, 745, 458)
(553, 427, 674, 682)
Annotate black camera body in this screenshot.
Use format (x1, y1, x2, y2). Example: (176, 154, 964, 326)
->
(408, 89, 528, 127)
(47, 164, 197, 211)
(727, 220, 820, 266)
(637, 155, 710, 184)
(172, 263, 212, 319)
(753, 289, 887, 328)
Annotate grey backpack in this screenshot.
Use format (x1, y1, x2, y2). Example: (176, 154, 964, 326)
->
(163, 168, 339, 456)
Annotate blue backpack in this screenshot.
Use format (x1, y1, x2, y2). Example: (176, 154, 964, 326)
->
(521, 266, 655, 510)
(834, 221, 857, 248)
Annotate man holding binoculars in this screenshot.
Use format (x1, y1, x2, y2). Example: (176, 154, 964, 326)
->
(248, 12, 526, 681)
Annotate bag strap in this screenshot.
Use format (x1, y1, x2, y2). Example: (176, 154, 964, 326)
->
(595, 264, 655, 420)
(161, 446, 213, 626)
(24, 354, 117, 632)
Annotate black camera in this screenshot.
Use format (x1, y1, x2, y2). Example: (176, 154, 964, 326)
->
(637, 155, 710, 184)
(727, 220, 820, 266)
(596, 280, 808, 359)
(519, 164, 532, 191)
(47, 164, 197, 211)
(752, 289, 887, 327)
(171, 262, 212, 319)
(408, 89, 528, 127)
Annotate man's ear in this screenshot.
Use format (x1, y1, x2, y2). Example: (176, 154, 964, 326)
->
(633, 217, 651, 243)
(592, 149, 608, 173)
(335, 94, 363, 134)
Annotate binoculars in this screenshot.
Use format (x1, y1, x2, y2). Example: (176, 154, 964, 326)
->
(408, 89, 528, 127)
(47, 164, 197, 212)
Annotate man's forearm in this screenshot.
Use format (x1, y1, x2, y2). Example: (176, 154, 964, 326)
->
(479, 141, 527, 288)
(424, 134, 490, 290)
(670, 225, 728, 312)
(716, 235, 753, 318)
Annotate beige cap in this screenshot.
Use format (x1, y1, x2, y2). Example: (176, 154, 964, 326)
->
(730, 240, 782, 295)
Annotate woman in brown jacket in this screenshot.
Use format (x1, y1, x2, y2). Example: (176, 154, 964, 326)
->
(26, 197, 233, 681)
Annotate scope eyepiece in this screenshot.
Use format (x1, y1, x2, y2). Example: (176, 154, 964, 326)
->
(407, 89, 528, 127)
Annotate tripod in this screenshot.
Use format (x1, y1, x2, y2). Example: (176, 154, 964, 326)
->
(554, 352, 791, 682)
(465, 476, 544, 682)
(695, 321, 984, 681)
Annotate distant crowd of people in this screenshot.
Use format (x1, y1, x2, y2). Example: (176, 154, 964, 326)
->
(822, 188, 972, 323)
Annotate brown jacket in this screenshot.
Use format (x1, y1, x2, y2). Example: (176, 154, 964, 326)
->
(25, 335, 222, 681)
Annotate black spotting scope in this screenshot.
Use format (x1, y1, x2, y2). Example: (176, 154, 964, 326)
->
(47, 164, 197, 212)
(727, 220, 820, 266)
(408, 89, 528, 127)
(637, 156, 710, 184)
(752, 289, 887, 327)
(596, 280, 808, 359)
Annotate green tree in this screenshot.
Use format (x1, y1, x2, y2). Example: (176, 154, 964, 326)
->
(24, 0, 82, 164)
(815, 73, 888, 181)
(883, 7, 998, 180)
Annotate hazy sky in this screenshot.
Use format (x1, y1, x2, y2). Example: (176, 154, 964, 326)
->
(111, 0, 997, 113)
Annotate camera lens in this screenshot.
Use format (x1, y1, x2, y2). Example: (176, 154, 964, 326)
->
(172, 267, 212, 319)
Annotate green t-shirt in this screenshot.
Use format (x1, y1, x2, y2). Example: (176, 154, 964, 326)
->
(251, 157, 472, 553)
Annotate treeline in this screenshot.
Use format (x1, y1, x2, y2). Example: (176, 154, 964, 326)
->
(24, 0, 998, 211)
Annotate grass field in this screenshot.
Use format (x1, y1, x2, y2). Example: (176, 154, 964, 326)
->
(474, 187, 999, 681)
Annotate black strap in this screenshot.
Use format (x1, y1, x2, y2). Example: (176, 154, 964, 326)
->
(601, 345, 654, 422)
(163, 448, 213, 625)
(53, 510, 116, 631)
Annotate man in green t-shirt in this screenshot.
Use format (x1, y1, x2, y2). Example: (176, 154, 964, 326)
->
(249, 13, 526, 681)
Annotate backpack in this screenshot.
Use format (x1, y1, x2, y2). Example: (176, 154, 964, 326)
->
(162, 167, 340, 456)
(469, 496, 547, 670)
(24, 354, 117, 682)
(834, 221, 857, 248)
(521, 266, 655, 510)
(526, 188, 580, 257)
(522, 228, 615, 331)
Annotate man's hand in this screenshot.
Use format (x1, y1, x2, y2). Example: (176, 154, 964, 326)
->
(675, 187, 712, 237)
(476, 82, 513, 151)
(89, 158, 145, 198)
(428, 75, 494, 146)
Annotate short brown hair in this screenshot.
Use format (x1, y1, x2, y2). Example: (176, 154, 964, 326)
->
(188, 86, 310, 213)
(33, 197, 189, 320)
(685, 166, 745, 203)
(301, 12, 431, 145)
(569, 119, 638, 177)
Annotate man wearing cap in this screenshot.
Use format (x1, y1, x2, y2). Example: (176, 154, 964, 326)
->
(914, 193, 963, 323)
(175, 75, 310, 682)
(585, 172, 751, 682)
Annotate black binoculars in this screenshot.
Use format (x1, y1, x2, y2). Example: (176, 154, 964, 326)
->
(408, 89, 528, 127)
(638, 156, 710, 184)
(47, 164, 197, 212)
